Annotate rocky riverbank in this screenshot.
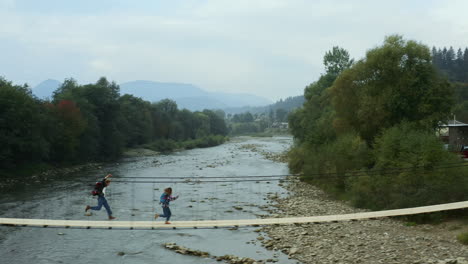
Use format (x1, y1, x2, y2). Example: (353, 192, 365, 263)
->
(260, 178, 468, 264)
(0, 162, 102, 190)
(163, 243, 265, 264)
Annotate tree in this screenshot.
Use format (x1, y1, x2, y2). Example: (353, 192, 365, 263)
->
(287, 46, 354, 174)
(119, 94, 153, 146)
(275, 108, 288, 122)
(331, 35, 452, 143)
(323, 46, 355, 77)
(0, 78, 49, 168)
(203, 109, 228, 136)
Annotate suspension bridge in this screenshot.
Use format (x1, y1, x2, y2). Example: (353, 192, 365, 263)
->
(1, 201, 467, 230)
(2, 162, 468, 230)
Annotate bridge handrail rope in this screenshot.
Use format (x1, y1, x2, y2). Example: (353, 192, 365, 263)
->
(111, 160, 468, 180)
(46, 163, 468, 186)
(70, 161, 468, 184)
(2, 200, 467, 229)
(70, 162, 468, 184)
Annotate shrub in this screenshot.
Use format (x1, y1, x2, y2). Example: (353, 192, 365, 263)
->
(349, 123, 468, 210)
(457, 232, 468, 245)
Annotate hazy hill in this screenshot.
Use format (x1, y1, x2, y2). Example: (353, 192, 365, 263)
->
(224, 95, 305, 115)
(120, 80, 272, 110)
(32, 79, 273, 110)
(32, 79, 61, 99)
(119, 80, 207, 100)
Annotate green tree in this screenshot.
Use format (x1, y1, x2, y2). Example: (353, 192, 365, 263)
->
(47, 100, 86, 162)
(331, 35, 452, 143)
(349, 124, 468, 209)
(203, 109, 228, 136)
(119, 94, 153, 146)
(275, 108, 288, 122)
(0, 78, 49, 168)
(323, 46, 354, 77)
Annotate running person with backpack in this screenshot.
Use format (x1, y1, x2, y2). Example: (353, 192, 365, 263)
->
(155, 187, 178, 224)
(85, 174, 116, 220)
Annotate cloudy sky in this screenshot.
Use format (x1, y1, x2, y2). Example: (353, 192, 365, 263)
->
(0, 0, 467, 101)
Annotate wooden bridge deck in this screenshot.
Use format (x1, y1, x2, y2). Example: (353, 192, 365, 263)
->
(1, 201, 467, 229)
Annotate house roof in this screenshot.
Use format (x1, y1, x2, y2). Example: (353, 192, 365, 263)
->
(440, 119, 468, 127)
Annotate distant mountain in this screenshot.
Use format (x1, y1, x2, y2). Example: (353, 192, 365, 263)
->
(32, 79, 61, 99)
(119, 80, 207, 101)
(32, 79, 273, 110)
(120, 80, 272, 110)
(224, 95, 305, 115)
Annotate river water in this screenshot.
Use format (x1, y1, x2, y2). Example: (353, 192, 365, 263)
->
(0, 136, 299, 264)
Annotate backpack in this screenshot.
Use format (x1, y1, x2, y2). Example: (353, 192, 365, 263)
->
(160, 193, 169, 205)
(91, 181, 104, 196)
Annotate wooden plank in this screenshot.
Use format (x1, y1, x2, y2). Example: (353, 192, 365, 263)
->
(1, 201, 467, 229)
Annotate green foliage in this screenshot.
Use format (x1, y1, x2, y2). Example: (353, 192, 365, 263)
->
(0, 78, 49, 168)
(288, 36, 467, 212)
(432, 46, 468, 83)
(348, 124, 468, 210)
(451, 82, 468, 123)
(229, 122, 260, 135)
(301, 133, 370, 194)
(232, 112, 254, 123)
(457, 232, 468, 245)
(1, 76, 228, 178)
(119, 94, 153, 146)
(145, 135, 226, 152)
(145, 139, 178, 152)
(46, 100, 87, 162)
(275, 108, 288, 122)
(323, 46, 354, 77)
(331, 35, 452, 143)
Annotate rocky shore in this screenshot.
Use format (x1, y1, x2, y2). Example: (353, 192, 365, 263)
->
(0, 162, 102, 189)
(260, 178, 468, 264)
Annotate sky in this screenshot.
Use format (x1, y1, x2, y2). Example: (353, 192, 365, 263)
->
(0, 0, 467, 101)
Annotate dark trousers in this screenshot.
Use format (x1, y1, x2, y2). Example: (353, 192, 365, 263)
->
(159, 206, 171, 221)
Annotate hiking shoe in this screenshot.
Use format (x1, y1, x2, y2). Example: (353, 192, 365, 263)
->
(85, 205, 90, 212)
(154, 214, 159, 219)
(108, 216, 116, 220)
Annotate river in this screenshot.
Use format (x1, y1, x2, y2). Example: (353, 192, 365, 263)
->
(0, 136, 299, 264)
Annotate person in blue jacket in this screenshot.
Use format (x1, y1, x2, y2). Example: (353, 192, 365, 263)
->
(155, 187, 178, 224)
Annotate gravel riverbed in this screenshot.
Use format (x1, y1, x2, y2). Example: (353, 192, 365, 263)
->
(261, 179, 468, 264)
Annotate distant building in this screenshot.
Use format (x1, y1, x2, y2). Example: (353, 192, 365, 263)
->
(439, 119, 468, 151)
(271, 122, 289, 129)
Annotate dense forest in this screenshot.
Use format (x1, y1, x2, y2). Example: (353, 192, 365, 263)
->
(432, 47, 468, 123)
(224, 95, 305, 115)
(288, 36, 468, 211)
(225, 96, 304, 135)
(432, 47, 468, 83)
(0, 77, 228, 177)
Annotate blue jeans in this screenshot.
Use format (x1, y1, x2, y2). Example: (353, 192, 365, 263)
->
(90, 196, 113, 216)
(159, 206, 171, 221)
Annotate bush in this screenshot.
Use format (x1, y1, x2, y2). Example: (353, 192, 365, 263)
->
(230, 122, 260, 135)
(288, 145, 306, 174)
(457, 232, 468, 245)
(145, 139, 179, 152)
(349, 123, 468, 210)
(296, 132, 370, 195)
(172, 135, 227, 150)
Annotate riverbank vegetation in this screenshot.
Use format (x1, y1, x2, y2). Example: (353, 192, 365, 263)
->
(227, 109, 292, 136)
(288, 35, 468, 211)
(0, 77, 228, 178)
